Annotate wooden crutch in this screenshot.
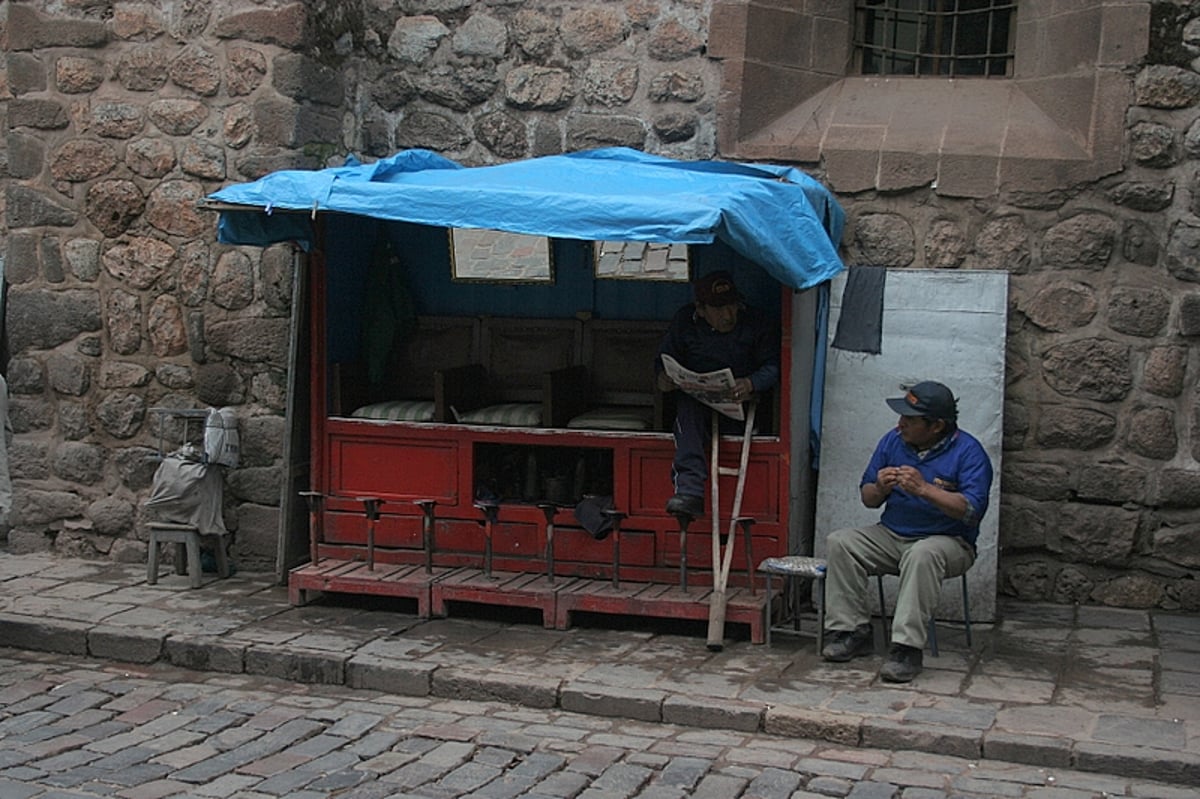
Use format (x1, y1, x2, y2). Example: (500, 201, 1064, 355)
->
(706, 399, 757, 651)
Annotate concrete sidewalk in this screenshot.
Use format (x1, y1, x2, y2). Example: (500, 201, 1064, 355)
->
(0, 552, 1196, 788)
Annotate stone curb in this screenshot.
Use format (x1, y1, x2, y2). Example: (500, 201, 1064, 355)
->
(1, 613, 1195, 787)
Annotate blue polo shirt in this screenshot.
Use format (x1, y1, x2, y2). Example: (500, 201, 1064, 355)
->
(859, 427, 993, 547)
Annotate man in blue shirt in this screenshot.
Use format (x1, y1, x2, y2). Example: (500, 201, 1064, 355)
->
(655, 271, 780, 517)
(822, 381, 993, 683)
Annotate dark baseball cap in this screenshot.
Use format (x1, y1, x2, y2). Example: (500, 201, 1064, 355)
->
(886, 381, 958, 422)
(694, 270, 741, 307)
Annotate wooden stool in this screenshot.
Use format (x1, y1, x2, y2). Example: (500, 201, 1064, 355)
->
(147, 522, 230, 588)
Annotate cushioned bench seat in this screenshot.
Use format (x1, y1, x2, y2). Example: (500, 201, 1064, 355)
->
(352, 400, 436, 422)
(567, 406, 654, 431)
(451, 402, 543, 427)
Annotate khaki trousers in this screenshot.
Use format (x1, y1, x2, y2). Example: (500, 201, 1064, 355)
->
(824, 523, 975, 649)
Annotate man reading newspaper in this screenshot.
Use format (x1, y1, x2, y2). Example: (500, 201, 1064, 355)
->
(654, 271, 780, 517)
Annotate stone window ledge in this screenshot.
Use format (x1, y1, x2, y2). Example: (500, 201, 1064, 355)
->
(711, 1, 1148, 198)
(726, 74, 1130, 198)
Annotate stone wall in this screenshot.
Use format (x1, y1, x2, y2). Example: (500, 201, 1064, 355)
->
(0, 0, 1196, 609)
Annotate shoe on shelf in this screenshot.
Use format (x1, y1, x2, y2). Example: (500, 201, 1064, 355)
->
(821, 623, 874, 662)
(665, 493, 704, 518)
(880, 643, 923, 683)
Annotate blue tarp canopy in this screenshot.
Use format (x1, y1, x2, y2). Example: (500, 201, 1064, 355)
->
(208, 147, 845, 290)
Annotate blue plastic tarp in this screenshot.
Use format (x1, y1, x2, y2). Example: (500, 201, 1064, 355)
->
(209, 147, 845, 290)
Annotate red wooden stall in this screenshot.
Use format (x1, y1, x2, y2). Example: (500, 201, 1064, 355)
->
(290, 247, 798, 644)
(206, 150, 845, 646)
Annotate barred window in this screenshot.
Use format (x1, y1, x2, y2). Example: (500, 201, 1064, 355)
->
(855, 0, 1016, 78)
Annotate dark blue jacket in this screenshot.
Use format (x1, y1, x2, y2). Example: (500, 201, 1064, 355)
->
(656, 304, 780, 393)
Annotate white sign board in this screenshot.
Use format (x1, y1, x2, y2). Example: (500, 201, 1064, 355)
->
(815, 269, 1007, 622)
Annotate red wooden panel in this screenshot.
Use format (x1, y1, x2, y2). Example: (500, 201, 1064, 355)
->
(330, 435, 459, 503)
(627, 443, 781, 523)
(323, 510, 423, 548)
(627, 446, 675, 517)
(550, 526, 656, 567)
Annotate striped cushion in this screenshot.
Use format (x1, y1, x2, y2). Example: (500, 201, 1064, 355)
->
(352, 400, 436, 422)
(567, 406, 653, 431)
(453, 403, 542, 427)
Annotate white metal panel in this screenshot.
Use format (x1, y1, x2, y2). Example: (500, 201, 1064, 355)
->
(815, 269, 1007, 622)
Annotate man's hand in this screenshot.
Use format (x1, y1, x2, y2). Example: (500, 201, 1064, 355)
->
(862, 465, 900, 508)
(893, 466, 926, 495)
(875, 466, 901, 492)
(864, 465, 970, 520)
(729, 377, 753, 402)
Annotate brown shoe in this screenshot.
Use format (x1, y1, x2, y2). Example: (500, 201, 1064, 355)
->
(821, 623, 874, 662)
(880, 643, 923, 682)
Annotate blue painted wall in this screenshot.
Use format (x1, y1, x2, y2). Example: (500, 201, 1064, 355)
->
(325, 216, 783, 364)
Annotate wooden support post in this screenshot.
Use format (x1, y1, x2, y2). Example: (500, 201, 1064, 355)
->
(298, 490, 324, 566)
(414, 499, 438, 574)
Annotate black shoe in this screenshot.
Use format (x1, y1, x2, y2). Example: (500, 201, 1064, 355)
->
(880, 643, 923, 683)
(821, 623, 874, 662)
(666, 493, 704, 518)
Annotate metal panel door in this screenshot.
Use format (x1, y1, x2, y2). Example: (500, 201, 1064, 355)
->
(815, 269, 1007, 622)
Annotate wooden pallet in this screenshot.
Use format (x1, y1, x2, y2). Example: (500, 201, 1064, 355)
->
(431, 569, 571, 628)
(287, 557, 768, 644)
(288, 559, 457, 618)
(554, 578, 768, 644)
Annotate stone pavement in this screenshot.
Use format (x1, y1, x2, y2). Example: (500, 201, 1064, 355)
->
(0, 552, 1197, 789)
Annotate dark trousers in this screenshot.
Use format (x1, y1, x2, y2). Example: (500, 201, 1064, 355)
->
(671, 394, 745, 498)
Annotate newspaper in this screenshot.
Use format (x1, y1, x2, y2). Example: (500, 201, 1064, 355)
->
(660, 354, 745, 421)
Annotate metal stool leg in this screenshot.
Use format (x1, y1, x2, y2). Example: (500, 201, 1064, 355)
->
(876, 574, 888, 652)
(603, 509, 627, 588)
(816, 574, 826, 654)
(961, 572, 973, 647)
(764, 571, 774, 647)
(355, 497, 383, 570)
(671, 511, 694, 591)
(474, 502, 499, 578)
(415, 499, 438, 574)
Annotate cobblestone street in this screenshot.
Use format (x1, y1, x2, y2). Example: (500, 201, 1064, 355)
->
(0, 649, 1195, 799)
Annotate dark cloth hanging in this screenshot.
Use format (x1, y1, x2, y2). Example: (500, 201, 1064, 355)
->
(832, 265, 886, 355)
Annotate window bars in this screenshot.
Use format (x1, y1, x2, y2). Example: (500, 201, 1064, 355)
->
(855, 0, 1017, 78)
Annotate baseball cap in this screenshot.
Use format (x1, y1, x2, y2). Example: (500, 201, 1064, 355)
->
(694, 270, 741, 307)
(885, 381, 958, 422)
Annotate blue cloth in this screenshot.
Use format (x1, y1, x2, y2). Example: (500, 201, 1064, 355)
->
(859, 428, 993, 547)
(210, 147, 845, 291)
